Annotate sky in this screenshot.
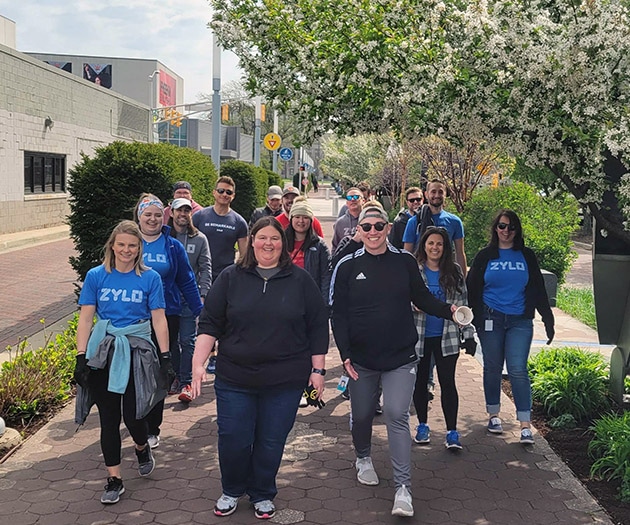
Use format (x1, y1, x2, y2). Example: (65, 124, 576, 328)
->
(0, 0, 243, 103)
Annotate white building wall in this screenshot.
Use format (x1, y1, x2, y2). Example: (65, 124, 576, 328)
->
(0, 15, 16, 49)
(0, 44, 150, 235)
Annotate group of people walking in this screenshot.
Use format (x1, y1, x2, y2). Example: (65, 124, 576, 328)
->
(74, 176, 554, 519)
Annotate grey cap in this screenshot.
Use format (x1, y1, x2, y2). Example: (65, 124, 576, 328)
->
(267, 185, 283, 199)
(358, 206, 388, 224)
(171, 198, 193, 210)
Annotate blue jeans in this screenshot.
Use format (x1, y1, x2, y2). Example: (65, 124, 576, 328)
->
(477, 307, 534, 422)
(178, 304, 196, 386)
(214, 378, 303, 502)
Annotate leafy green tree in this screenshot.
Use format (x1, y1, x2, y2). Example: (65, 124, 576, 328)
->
(462, 182, 580, 282)
(68, 141, 217, 282)
(211, 0, 630, 246)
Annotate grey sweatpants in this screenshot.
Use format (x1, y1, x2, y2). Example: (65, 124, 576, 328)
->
(349, 361, 417, 489)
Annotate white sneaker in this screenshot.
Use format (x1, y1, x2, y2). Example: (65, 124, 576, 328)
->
(355, 457, 379, 486)
(392, 484, 414, 517)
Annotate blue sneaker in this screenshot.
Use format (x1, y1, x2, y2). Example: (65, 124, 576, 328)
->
(445, 430, 462, 450)
(413, 423, 430, 444)
(487, 416, 503, 434)
(206, 355, 217, 374)
(520, 428, 535, 445)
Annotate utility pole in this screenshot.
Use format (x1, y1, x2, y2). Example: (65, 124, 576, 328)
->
(211, 33, 221, 172)
(253, 96, 262, 167)
(272, 109, 279, 173)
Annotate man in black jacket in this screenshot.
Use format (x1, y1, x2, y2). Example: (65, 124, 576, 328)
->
(330, 206, 457, 518)
(388, 187, 423, 249)
(249, 185, 283, 228)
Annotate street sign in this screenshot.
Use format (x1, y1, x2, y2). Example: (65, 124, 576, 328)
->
(263, 133, 282, 151)
(279, 147, 293, 161)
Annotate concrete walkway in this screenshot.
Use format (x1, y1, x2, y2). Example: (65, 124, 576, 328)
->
(0, 194, 615, 524)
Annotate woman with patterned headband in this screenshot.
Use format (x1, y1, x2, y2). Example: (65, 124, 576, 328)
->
(133, 193, 203, 448)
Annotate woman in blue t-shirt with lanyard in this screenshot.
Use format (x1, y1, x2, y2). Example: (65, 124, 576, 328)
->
(412, 226, 476, 450)
(134, 194, 203, 448)
(74, 220, 171, 504)
(466, 210, 554, 445)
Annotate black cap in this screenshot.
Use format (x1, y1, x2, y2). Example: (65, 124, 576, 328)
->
(173, 181, 192, 191)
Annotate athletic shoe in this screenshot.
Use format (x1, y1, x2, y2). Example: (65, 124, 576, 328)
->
(375, 401, 383, 415)
(214, 494, 239, 517)
(168, 378, 180, 395)
(254, 499, 276, 519)
(520, 428, 535, 445)
(136, 445, 155, 477)
(178, 384, 193, 404)
(356, 457, 379, 486)
(391, 484, 414, 517)
(413, 423, 430, 444)
(341, 389, 350, 400)
(147, 434, 160, 449)
(206, 355, 217, 374)
(488, 417, 503, 434)
(427, 382, 435, 401)
(100, 476, 125, 504)
(445, 430, 463, 450)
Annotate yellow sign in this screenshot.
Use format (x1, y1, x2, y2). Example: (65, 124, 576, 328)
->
(263, 133, 282, 151)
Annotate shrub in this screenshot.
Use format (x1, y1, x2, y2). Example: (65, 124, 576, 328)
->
(68, 141, 217, 282)
(461, 182, 580, 283)
(589, 411, 630, 503)
(528, 347, 610, 420)
(262, 168, 282, 189)
(0, 316, 78, 428)
(222, 160, 267, 221)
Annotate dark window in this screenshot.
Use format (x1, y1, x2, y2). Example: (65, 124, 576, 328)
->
(24, 152, 66, 194)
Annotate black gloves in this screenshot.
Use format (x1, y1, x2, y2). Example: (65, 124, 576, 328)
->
(544, 321, 555, 345)
(302, 385, 326, 409)
(160, 352, 177, 387)
(74, 354, 91, 388)
(461, 338, 477, 356)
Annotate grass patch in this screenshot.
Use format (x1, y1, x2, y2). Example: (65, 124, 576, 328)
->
(557, 285, 597, 329)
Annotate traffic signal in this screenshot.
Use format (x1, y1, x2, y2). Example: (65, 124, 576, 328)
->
(170, 110, 179, 126)
(175, 111, 183, 127)
(221, 103, 229, 121)
(163, 107, 172, 121)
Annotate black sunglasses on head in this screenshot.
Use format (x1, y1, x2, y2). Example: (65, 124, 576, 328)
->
(359, 222, 387, 232)
(215, 188, 234, 195)
(497, 223, 516, 231)
(407, 197, 422, 204)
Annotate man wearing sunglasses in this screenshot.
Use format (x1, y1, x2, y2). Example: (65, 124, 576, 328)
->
(332, 187, 364, 251)
(389, 187, 423, 249)
(193, 176, 248, 283)
(330, 206, 458, 518)
(402, 179, 467, 277)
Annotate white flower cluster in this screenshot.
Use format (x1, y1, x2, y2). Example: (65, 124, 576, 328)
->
(211, 0, 630, 239)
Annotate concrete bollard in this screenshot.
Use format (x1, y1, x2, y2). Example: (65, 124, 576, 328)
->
(332, 197, 339, 217)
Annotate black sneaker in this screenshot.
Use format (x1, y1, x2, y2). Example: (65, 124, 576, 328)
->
(136, 445, 155, 476)
(101, 476, 125, 504)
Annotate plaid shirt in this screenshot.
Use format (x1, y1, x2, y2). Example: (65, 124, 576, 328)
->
(413, 264, 476, 358)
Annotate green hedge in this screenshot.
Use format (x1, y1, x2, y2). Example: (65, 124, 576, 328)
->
(221, 160, 268, 221)
(461, 182, 579, 283)
(68, 141, 217, 282)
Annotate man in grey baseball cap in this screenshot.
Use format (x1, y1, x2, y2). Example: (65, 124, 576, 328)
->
(249, 185, 284, 227)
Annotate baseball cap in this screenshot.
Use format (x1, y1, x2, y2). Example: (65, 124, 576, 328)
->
(171, 198, 193, 210)
(358, 205, 388, 224)
(173, 181, 192, 191)
(267, 185, 283, 199)
(282, 186, 300, 197)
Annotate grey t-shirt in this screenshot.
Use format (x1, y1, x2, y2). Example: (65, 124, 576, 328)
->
(193, 207, 248, 280)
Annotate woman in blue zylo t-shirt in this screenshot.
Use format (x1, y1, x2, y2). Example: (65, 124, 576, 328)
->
(466, 210, 555, 445)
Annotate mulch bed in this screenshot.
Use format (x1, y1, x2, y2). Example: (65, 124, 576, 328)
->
(502, 379, 630, 525)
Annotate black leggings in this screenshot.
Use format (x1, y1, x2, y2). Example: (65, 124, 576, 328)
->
(412, 336, 459, 430)
(145, 314, 180, 436)
(91, 363, 149, 467)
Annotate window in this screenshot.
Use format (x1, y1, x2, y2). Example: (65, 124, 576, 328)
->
(24, 152, 66, 194)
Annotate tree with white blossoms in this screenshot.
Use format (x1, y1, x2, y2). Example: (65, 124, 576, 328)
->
(211, 0, 630, 243)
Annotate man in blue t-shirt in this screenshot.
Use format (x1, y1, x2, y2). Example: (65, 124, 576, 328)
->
(192, 176, 248, 283)
(402, 179, 467, 277)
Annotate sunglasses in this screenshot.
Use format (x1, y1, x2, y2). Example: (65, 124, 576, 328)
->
(215, 188, 234, 195)
(407, 198, 422, 204)
(497, 223, 516, 231)
(346, 194, 361, 201)
(359, 222, 387, 232)
(425, 226, 448, 234)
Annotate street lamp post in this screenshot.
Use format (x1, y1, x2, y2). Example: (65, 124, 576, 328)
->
(211, 33, 222, 172)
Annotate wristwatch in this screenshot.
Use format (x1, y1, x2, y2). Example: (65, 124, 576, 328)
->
(311, 368, 326, 376)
